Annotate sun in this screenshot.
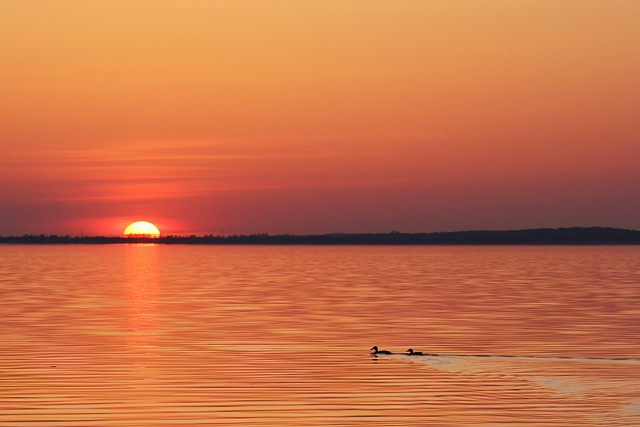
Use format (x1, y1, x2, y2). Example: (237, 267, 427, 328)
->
(123, 221, 161, 238)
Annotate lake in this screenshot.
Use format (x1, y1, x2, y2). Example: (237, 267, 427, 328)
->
(1, 244, 639, 426)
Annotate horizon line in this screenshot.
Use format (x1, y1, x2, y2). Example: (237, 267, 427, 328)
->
(1, 226, 639, 245)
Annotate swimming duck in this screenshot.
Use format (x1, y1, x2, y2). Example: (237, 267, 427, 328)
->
(406, 348, 423, 356)
(370, 345, 392, 355)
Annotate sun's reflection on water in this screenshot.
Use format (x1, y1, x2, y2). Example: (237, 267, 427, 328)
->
(121, 244, 162, 397)
(124, 244, 159, 337)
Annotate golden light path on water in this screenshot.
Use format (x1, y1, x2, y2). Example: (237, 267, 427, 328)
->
(1, 245, 639, 426)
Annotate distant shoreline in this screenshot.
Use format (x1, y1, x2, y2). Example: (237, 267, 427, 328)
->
(1, 227, 639, 245)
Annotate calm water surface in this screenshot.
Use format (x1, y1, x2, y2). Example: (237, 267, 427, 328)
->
(1, 245, 639, 426)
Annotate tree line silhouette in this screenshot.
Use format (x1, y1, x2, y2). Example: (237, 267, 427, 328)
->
(1, 227, 639, 245)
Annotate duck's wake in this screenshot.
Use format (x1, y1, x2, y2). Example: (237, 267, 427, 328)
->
(396, 353, 640, 363)
(370, 349, 640, 424)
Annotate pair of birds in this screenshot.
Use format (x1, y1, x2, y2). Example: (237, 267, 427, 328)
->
(370, 346, 423, 355)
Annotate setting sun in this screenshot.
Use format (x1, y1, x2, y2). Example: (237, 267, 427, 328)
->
(123, 221, 161, 237)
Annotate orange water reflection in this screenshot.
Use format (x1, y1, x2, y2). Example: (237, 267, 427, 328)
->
(1, 245, 639, 426)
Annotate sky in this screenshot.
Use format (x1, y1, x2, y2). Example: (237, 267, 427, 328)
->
(1, 0, 639, 236)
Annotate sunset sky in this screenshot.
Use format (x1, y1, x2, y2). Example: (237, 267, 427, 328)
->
(1, 1, 639, 236)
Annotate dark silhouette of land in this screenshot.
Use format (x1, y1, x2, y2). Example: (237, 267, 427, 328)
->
(1, 227, 639, 245)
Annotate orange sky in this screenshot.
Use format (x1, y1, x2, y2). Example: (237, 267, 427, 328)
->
(1, 1, 639, 235)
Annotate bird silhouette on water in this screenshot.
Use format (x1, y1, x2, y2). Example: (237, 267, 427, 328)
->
(370, 345, 392, 355)
(406, 348, 423, 356)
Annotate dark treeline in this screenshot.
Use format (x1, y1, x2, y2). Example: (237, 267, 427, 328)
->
(1, 227, 639, 245)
